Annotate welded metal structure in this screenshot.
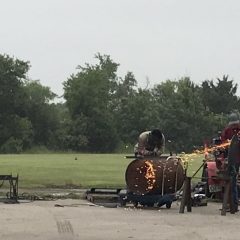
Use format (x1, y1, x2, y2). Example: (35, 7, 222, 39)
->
(0, 174, 19, 202)
(121, 155, 184, 207)
(125, 156, 184, 195)
(85, 155, 185, 208)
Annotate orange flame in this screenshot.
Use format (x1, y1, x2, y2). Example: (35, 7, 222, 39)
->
(179, 140, 231, 168)
(203, 140, 230, 159)
(145, 160, 156, 190)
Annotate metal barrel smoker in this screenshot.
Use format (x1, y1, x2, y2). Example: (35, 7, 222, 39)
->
(121, 155, 184, 208)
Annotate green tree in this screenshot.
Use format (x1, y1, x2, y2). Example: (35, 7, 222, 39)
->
(152, 77, 222, 152)
(112, 72, 138, 144)
(201, 75, 240, 114)
(23, 80, 58, 148)
(63, 54, 119, 152)
(0, 54, 33, 152)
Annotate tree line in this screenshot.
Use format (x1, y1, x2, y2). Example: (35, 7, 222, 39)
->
(0, 53, 240, 154)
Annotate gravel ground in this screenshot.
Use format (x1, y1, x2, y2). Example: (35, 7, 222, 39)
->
(0, 197, 239, 240)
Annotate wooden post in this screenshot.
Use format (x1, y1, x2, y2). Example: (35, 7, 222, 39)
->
(179, 177, 192, 213)
(186, 177, 192, 212)
(221, 179, 230, 216)
(179, 177, 187, 213)
(229, 178, 235, 214)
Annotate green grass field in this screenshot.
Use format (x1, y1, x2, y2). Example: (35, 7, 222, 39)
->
(0, 153, 205, 189)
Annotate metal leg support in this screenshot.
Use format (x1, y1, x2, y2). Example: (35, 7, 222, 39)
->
(179, 177, 192, 213)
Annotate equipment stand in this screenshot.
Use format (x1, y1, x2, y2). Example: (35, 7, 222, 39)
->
(221, 177, 234, 216)
(179, 177, 192, 213)
(0, 174, 19, 202)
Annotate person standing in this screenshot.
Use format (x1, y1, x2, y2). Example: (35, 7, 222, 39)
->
(221, 112, 240, 142)
(221, 112, 240, 213)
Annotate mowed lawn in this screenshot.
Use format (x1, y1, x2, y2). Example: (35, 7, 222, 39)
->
(0, 153, 204, 189)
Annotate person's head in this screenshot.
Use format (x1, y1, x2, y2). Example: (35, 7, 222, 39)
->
(228, 112, 240, 126)
(150, 129, 163, 144)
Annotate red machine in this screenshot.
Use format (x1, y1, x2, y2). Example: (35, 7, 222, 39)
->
(202, 138, 232, 197)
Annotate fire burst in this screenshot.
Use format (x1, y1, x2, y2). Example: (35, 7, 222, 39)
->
(181, 140, 231, 161)
(204, 140, 230, 158)
(145, 160, 156, 190)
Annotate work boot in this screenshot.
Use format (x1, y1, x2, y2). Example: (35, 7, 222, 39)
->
(230, 205, 239, 214)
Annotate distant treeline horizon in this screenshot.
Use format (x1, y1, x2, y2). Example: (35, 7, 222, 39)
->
(1, 53, 239, 154)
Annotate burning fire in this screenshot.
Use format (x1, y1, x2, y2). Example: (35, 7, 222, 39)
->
(145, 160, 156, 190)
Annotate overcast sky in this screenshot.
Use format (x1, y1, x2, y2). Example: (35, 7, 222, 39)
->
(1, 0, 240, 98)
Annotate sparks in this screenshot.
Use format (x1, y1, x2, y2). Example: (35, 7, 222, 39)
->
(145, 160, 156, 190)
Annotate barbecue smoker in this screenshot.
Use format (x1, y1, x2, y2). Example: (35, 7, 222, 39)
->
(120, 155, 185, 208)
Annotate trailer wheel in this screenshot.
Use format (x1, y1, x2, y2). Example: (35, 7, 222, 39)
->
(118, 195, 127, 207)
(119, 199, 126, 207)
(147, 203, 154, 207)
(166, 202, 172, 209)
(133, 202, 138, 207)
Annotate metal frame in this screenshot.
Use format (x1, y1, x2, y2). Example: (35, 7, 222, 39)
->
(0, 174, 19, 202)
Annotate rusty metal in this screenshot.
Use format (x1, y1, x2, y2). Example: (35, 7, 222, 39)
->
(125, 156, 184, 195)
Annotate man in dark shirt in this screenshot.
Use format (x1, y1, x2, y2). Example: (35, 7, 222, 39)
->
(221, 112, 240, 213)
